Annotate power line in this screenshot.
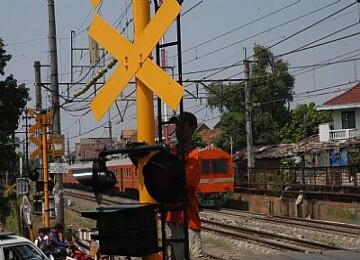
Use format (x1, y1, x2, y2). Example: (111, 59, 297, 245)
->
(183, 1, 341, 65)
(289, 56, 360, 70)
(293, 48, 360, 76)
(276, 31, 360, 58)
(285, 21, 360, 57)
(181, 0, 204, 17)
(294, 80, 360, 96)
(180, 0, 300, 56)
(269, 1, 358, 49)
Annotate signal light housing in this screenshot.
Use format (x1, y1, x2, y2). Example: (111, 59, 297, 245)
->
(143, 150, 185, 203)
(92, 158, 117, 194)
(73, 157, 116, 204)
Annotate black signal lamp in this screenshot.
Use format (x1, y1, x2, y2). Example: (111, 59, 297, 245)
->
(143, 150, 185, 203)
(36, 180, 54, 192)
(72, 157, 116, 204)
(28, 169, 39, 182)
(91, 157, 117, 194)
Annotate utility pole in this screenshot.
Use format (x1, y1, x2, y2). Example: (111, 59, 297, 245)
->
(67, 133, 70, 163)
(34, 61, 42, 112)
(40, 113, 50, 228)
(244, 49, 255, 181)
(24, 109, 29, 174)
(47, 0, 64, 226)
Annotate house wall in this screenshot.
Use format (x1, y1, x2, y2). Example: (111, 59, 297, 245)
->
(332, 108, 360, 129)
(235, 192, 360, 225)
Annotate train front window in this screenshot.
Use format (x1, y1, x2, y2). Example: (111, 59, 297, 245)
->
(211, 159, 228, 173)
(201, 160, 211, 174)
(201, 159, 228, 174)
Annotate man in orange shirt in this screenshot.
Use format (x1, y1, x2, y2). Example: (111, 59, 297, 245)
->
(166, 111, 203, 259)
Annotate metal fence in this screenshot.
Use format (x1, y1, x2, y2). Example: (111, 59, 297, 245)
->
(235, 166, 360, 192)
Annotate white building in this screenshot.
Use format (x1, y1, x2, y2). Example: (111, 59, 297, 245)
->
(318, 83, 360, 142)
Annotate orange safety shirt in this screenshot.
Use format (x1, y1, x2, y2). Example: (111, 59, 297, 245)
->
(166, 147, 201, 231)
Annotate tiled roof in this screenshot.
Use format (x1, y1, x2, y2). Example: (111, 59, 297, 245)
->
(198, 129, 221, 145)
(121, 129, 137, 139)
(323, 83, 360, 106)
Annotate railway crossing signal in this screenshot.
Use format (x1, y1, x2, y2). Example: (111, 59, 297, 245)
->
(27, 110, 53, 228)
(88, 0, 184, 121)
(84, 1, 186, 258)
(28, 111, 52, 159)
(28, 111, 65, 159)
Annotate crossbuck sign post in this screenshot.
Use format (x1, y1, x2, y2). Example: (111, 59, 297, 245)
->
(88, 1, 184, 247)
(89, 0, 184, 121)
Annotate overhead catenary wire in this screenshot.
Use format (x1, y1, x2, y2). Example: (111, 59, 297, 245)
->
(184, 0, 354, 82)
(176, 0, 301, 57)
(293, 47, 360, 76)
(183, 0, 342, 65)
(268, 1, 358, 50)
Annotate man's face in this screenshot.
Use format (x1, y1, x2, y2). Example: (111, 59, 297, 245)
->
(39, 232, 44, 238)
(175, 120, 194, 143)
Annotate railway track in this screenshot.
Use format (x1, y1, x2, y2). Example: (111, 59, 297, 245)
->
(65, 190, 346, 253)
(202, 218, 343, 253)
(204, 208, 360, 237)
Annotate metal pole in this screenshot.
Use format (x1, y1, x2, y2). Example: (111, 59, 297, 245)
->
(155, 0, 163, 143)
(244, 49, 255, 182)
(67, 134, 70, 163)
(133, 1, 158, 259)
(47, 0, 64, 226)
(134, 0, 155, 201)
(41, 114, 50, 228)
(25, 109, 29, 174)
(108, 111, 113, 147)
(34, 61, 42, 112)
(176, 1, 184, 113)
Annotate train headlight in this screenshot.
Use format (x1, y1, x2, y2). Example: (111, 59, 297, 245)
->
(143, 150, 185, 203)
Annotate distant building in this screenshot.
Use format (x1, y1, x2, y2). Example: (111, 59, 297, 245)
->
(240, 83, 360, 168)
(75, 138, 116, 161)
(240, 135, 360, 168)
(119, 129, 137, 146)
(168, 122, 220, 146)
(318, 82, 360, 142)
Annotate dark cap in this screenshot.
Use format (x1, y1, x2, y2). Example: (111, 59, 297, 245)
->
(54, 223, 64, 230)
(169, 111, 197, 127)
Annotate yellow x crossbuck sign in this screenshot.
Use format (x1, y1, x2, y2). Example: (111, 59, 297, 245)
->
(89, 0, 184, 121)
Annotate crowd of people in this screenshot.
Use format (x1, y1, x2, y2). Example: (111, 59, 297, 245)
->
(33, 223, 93, 260)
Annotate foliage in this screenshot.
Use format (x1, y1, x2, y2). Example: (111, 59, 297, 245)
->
(208, 45, 294, 150)
(280, 102, 332, 143)
(0, 191, 11, 229)
(0, 38, 29, 227)
(192, 133, 207, 148)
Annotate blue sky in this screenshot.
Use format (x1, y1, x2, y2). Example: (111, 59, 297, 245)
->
(1, 0, 360, 150)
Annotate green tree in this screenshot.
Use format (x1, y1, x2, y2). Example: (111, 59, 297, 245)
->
(0, 38, 29, 228)
(280, 102, 332, 143)
(208, 45, 294, 151)
(192, 133, 207, 148)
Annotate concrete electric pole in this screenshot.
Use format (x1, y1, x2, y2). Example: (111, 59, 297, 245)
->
(34, 61, 42, 112)
(47, 0, 64, 226)
(244, 49, 255, 180)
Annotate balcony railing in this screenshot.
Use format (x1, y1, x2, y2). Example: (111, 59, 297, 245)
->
(329, 128, 360, 140)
